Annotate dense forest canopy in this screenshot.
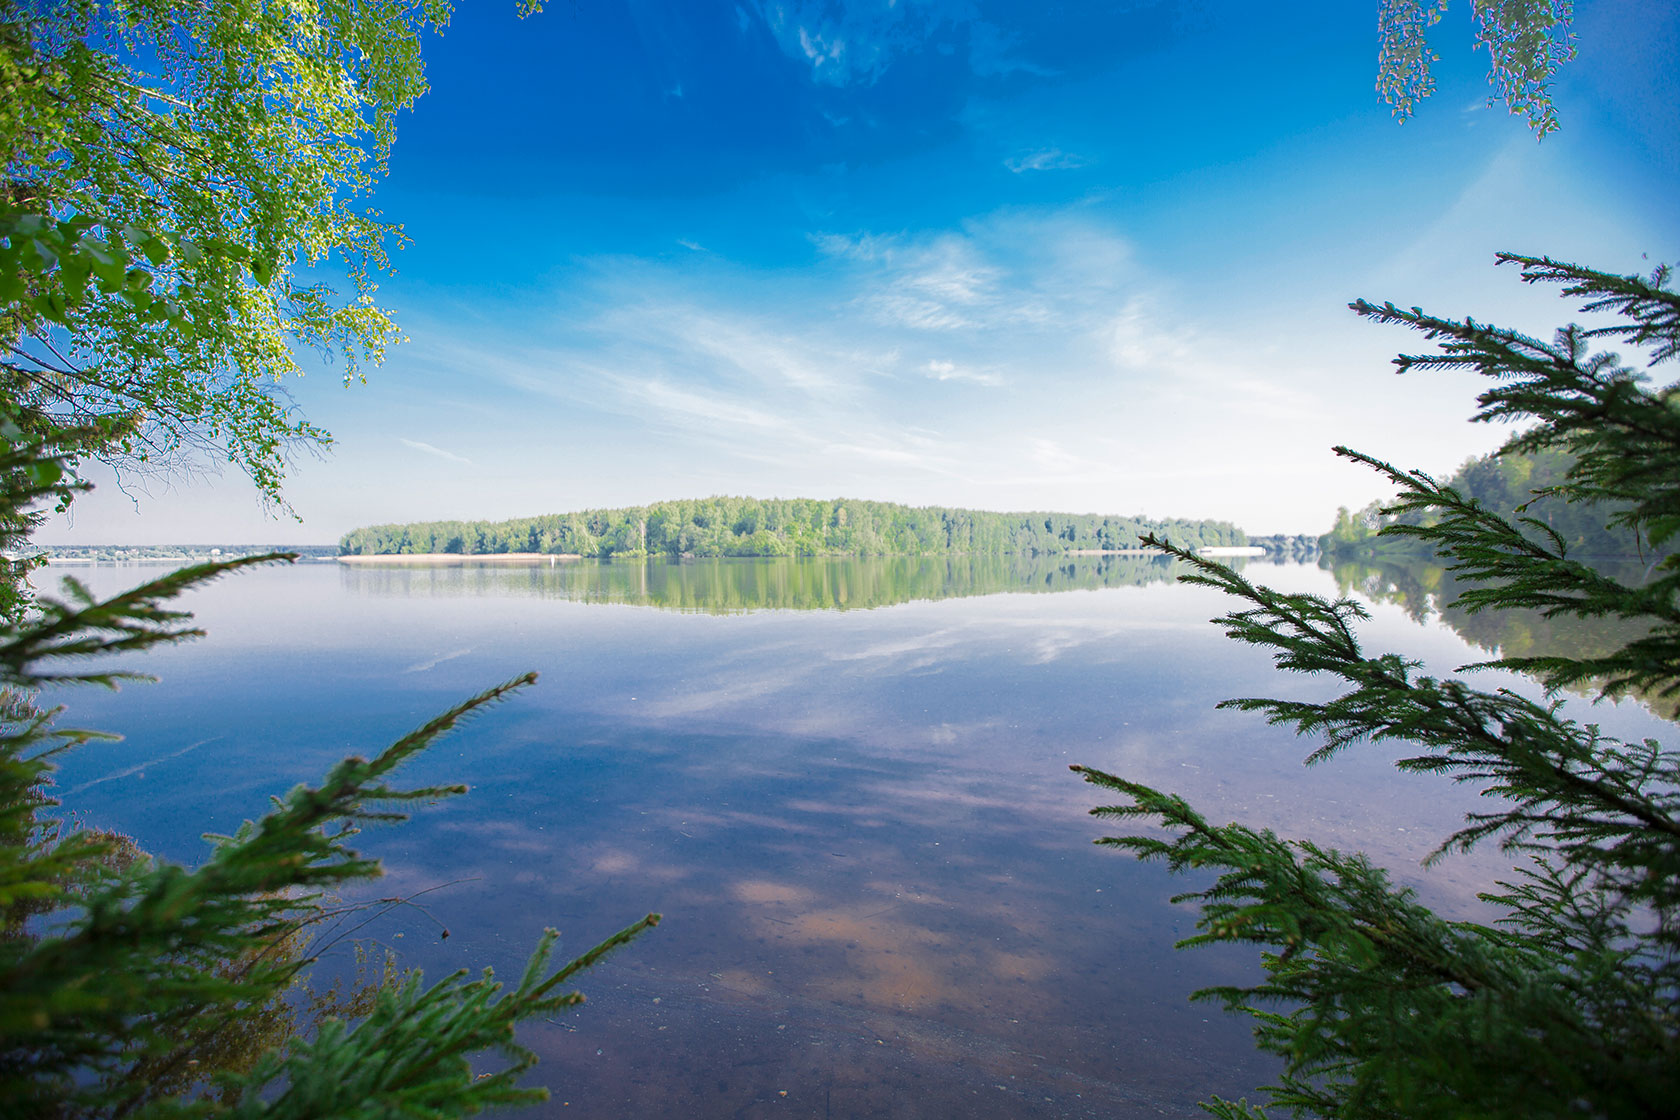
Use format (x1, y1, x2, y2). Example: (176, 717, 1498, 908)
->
(340, 496, 1248, 559)
(1319, 446, 1666, 560)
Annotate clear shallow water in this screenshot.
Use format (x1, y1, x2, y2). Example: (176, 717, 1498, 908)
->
(38, 556, 1675, 1118)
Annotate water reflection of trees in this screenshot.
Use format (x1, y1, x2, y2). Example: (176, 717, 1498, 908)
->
(1, 808, 402, 1109)
(1328, 557, 1673, 719)
(338, 554, 1198, 613)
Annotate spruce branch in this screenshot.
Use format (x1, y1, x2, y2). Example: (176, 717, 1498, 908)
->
(223, 915, 661, 1118)
(1082, 253, 1680, 1117)
(1352, 255, 1680, 554)
(1136, 534, 1680, 878)
(0, 553, 297, 687)
(1067, 762, 1623, 1116)
(3, 671, 652, 1119)
(1329, 446, 1680, 699)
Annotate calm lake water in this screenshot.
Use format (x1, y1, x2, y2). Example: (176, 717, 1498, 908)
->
(40, 555, 1675, 1118)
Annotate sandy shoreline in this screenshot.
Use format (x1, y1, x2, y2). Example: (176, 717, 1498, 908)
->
(336, 552, 583, 565)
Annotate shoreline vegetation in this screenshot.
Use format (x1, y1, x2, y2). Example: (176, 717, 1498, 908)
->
(1318, 447, 1671, 563)
(338, 496, 1250, 560)
(27, 544, 342, 564)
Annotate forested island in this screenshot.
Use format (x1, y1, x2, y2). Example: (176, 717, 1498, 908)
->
(339, 496, 1248, 559)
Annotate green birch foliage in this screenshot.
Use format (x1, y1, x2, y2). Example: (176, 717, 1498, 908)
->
(1377, 0, 1577, 135)
(0, 0, 452, 508)
(1074, 255, 1680, 1119)
(0, 5, 664, 1111)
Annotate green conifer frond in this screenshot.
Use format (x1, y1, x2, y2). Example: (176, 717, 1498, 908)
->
(1329, 447, 1680, 699)
(1352, 255, 1680, 555)
(0, 458, 657, 1115)
(0, 553, 294, 688)
(1078, 254, 1680, 1118)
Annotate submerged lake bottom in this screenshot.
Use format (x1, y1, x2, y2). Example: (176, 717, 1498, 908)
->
(41, 556, 1675, 1117)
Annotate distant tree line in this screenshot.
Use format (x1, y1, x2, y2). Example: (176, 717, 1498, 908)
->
(339, 497, 1248, 559)
(1319, 447, 1665, 560)
(28, 544, 342, 562)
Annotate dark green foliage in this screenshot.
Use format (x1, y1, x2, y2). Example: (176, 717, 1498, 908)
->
(0, 414, 84, 622)
(1326, 554, 1677, 719)
(1073, 254, 1680, 1118)
(1331, 449, 1678, 703)
(1361, 253, 1680, 553)
(1325, 254, 1680, 567)
(1318, 444, 1668, 562)
(340, 496, 1247, 560)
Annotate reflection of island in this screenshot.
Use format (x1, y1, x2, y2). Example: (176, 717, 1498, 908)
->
(338, 553, 1217, 613)
(1328, 557, 1673, 719)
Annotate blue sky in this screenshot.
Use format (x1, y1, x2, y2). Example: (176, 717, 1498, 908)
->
(43, 0, 1680, 543)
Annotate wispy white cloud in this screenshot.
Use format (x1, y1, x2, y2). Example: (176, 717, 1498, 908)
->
(600, 369, 967, 483)
(796, 25, 846, 71)
(378, 205, 1368, 532)
(438, 214, 1159, 477)
(680, 312, 852, 398)
(966, 18, 1055, 78)
(822, 433, 962, 475)
(822, 229, 1008, 330)
(817, 216, 1136, 336)
(755, 0, 950, 86)
(1005, 147, 1089, 173)
(924, 358, 1001, 386)
(751, 2, 1051, 88)
(399, 438, 472, 465)
(1019, 437, 1132, 487)
(616, 377, 788, 434)
(810, 230, 895, 262)
(1108, 297, 1192, 369)
(428, 285, 971, 484)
